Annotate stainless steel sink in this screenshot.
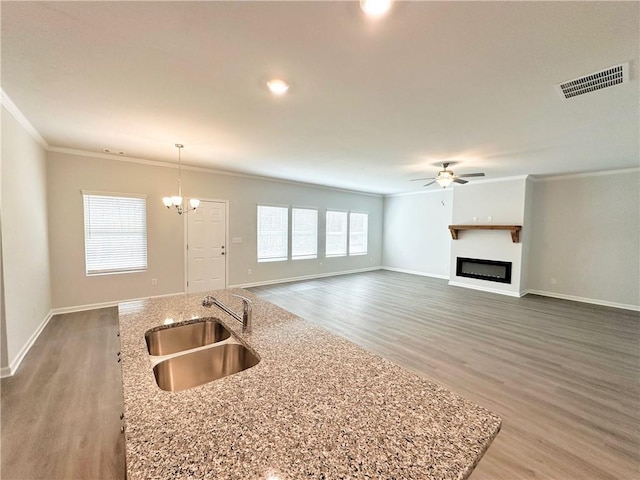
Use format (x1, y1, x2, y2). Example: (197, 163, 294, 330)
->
(145, 319, 231, 356)
(152, 344, 260, 392)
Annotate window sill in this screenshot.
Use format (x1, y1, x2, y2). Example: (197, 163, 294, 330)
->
(86, 269, 147, 277)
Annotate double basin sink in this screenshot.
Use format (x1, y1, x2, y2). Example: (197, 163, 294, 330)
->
(145, 319, 259, 392)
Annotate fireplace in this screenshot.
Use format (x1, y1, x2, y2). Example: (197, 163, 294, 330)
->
(456, 257, 512, 284)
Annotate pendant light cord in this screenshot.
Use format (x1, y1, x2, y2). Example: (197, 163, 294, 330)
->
(176, 144, 183, 197)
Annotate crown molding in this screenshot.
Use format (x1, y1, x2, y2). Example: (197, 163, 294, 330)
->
(49, 146, 187, 170)
(385, 188, 455, 198)
(1, 89, 49, 149)
(386, 175, 529, 198)
(464, 174, 529, 185)
(47, 146, 383, 198)
(6, 84, 633, 196)
(530, 167, 640, 182)
(0, 88, 378, 198)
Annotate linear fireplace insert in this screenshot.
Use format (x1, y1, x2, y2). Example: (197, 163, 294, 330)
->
(456, 257, 512, 284)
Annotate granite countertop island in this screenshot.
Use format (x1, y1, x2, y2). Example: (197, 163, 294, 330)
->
(118, 288, 501, 479)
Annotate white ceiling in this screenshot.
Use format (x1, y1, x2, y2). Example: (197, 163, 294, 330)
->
(2, 1, 638, 194)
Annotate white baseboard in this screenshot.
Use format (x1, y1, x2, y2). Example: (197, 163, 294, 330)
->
(50, 291, 184, 316)
(51, 301, 120, 316)
(525, 289, 640, 312)
(381, 266, 449, 280)
(448, 280, 523, 298)
(231, 266, 383, 289)
(1, 292, 186, 379)
(1, 310, 54, 379)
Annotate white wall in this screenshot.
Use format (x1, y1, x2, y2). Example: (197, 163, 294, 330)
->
(1, 106, 52, 371)
(519, 177, 534, 293)
(0, 155, 7, 369)
(382, 189, 453, 278)
(528, 171, 639, 309)
(0, 234, 7, 369)
(381, 172, 639, 310)
(381, 178, 530, 294)
(449, 178, 527, 296)
(47, 151, 383, 309)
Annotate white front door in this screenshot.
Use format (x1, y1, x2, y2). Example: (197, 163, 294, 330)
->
(187, 200, 226, 293)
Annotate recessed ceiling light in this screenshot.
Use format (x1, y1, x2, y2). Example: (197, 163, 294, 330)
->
(360, 0, 393, 17)
(267, 79, 289, 95)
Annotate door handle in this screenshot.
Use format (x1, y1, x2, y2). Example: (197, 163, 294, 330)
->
(221, 252, 225, 255)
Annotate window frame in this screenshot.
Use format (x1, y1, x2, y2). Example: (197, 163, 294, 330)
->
(82, 190, 148, 276)
(257, 204, 289, 263)
(325, 209, 349, 258)
(291, 207, 318, 260)
(348, 211, 369, 256)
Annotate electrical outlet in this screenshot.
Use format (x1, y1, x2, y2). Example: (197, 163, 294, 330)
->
(151, 278, 158, 286)
(551, 278, 557, 285)
(248, 269, 252, 275)
(473, 216, 478, 222)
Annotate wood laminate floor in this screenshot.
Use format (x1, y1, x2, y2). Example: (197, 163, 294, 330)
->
(250, 270, 640, 480)
(1, 307, 125, 480)
(1, 273, 638, 479)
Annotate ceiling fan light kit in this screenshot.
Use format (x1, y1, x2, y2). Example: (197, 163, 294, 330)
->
(411, 162, 486, 189)
(436, 170, 455, 188)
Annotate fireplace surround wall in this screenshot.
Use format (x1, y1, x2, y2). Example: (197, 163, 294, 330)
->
(447, 177, 529, 296)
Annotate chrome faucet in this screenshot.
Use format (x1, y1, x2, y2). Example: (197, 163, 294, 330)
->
(202, 294, 253, 333)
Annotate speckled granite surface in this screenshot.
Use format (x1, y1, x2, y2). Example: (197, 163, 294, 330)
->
(119, 289, 501, 480)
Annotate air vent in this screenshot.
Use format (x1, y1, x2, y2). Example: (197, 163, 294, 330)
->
(556, 62, 629, 99)
(103, 148, 126, 155)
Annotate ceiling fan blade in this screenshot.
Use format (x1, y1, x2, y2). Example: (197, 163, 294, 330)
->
(457, 172, 485, 178)
(410, 177, 435, 181)
(453, 178, 469, 184)
(423, 180, 437, 187)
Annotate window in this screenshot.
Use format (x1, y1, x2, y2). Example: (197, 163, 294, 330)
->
(349, 212, 368, 255)
(326, 210, 348, 257)
(292, 208, 318, 260)
(83, 192, 147, 275)
(257, 205, 288, 262)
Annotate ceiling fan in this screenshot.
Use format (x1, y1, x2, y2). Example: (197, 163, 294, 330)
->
(411, 163, 485, 188)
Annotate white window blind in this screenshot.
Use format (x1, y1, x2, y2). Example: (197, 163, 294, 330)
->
(326, 210, 348, 257)
(349, 212, 368, 255)
(83, 193, 147, 275)
(292, 208, 318, 260)
(257, 205, 288, 262)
